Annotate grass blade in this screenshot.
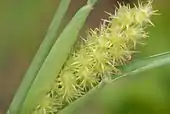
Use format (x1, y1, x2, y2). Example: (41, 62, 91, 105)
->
(121, 52, 170, 75)
(7, 0, 71, 114)
(19, 1, 99, 114)
(58, 51, 170, 114)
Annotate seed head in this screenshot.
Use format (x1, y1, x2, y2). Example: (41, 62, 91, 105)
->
(33, 1, 157, 113)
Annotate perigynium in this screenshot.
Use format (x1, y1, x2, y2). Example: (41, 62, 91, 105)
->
(33, 0, 157, 113)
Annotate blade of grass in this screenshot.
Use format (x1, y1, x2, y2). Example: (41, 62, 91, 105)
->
(58, 51, 170, 114)
(7, 0, 71, 114)
(121, 51, 170, 74)
(19, 1, 99, 114)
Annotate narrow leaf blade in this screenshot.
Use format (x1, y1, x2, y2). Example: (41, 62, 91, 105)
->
(7, 1, 71, 114)
(19, 3, 98, 114)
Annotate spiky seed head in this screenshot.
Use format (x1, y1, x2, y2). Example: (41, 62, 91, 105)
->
(33, 1, 157, 113)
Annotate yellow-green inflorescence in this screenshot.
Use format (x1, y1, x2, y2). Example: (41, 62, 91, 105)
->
(33, 1, 157, 114)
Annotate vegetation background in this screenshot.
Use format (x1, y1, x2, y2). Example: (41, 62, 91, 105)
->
(0, 0, 170, 113)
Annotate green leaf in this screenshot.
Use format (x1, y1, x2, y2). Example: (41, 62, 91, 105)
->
(121, 51, 170, 76)
(7, 0, 71, 114)
(57, 51, 170, 114)
(18, 1, 99, 114)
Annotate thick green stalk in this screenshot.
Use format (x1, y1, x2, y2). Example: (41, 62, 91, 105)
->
(7, 0, 71, 114)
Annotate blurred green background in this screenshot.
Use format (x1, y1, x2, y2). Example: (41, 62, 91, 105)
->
(0, 0, 170, 114)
